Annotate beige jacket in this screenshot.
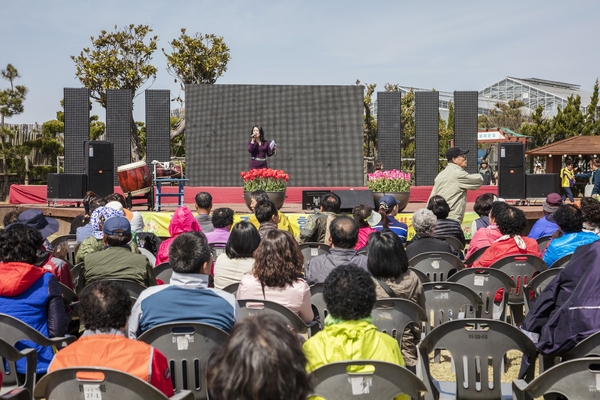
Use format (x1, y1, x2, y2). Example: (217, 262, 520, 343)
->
(429, 162, 483, 223)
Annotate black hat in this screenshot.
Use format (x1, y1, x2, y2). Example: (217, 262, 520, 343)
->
(446, 147, 469, 161)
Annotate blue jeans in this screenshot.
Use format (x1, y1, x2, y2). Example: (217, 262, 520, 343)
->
(562, 187, 574, 202)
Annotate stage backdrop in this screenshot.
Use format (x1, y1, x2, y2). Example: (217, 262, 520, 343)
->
(185, 84, 365, 187)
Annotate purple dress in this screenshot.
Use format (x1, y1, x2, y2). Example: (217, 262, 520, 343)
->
(248, 140, 274, 170)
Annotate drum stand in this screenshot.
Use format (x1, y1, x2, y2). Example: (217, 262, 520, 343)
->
(151, 160, 187, 212)
(124, 190, 154, 211)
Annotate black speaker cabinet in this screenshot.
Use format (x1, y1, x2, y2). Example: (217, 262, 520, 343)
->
(526, 174, 560, 198)
(47, 173, 87, 199)
(332, 190, 374, 211)
(498, 143, 525, 199)
(302, 190, 331, 210)
(85, 141, 114, 197)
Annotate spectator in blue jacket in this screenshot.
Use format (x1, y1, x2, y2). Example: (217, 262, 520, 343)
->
(543, 204, 600, 267)
(528, 193, 561, 240)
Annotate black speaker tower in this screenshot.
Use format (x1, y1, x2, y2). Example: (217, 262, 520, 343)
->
(498, 142, 525, 199)
(85, 141, 114, 197)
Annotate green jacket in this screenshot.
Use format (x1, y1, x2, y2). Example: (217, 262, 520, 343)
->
(76, 235, 139, 265)
(430, 163, 483, 223)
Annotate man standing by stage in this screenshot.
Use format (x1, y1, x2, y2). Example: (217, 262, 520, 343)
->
(429, 147, 483, 224)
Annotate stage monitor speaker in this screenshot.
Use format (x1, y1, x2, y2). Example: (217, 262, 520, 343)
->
(85, 141, 114, 197)
(332, 190, 374, 211)
(498, 142, 525, 199)
(47, 173, 87, 199)
(302, 190, 331, 211)
(526, 174, 560, 198)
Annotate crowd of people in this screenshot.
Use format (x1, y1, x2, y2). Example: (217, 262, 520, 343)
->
(4, 150, 600, 398)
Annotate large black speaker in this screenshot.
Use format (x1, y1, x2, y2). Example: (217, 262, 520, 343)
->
(85, 141, 114, 197)
(526, 174, 560, 198)
(332, 190, 374, 211)
(47, 174, 87, 199)
(498, 142, 525, 199)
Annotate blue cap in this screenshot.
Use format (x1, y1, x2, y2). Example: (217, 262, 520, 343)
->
(102, 216, 131, 236)
(378, 195, 398, 211)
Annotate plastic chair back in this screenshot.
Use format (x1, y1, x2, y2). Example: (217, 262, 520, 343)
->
(137, 322, 229, 400)
(522, 267, 563, 314)
(154, 263, 173, 285)
(409, 252, 464, 282)
(100, 279, 147, 300)
(447, 268, 515, 320)
(419, 318, 537, 400)
(549, 253, 572, 269)
(310, 360, 427, 400)
(409, 267, 431, 284)
(237, 299, 319, 337)
(372, 298, 427, 345)
(512, 357, 600, 400)
(221, 282, 239, 295)
(561, 330, 600, 361)
(138, 247, 156, 266)
(536, 236, 552, 253)
(33, 366, 194, 400)
(434, 235, 465, 251)
(0, 337, 36, 397)
(208, 242, 227, 261)
(422, 282, 483, 335)
(0, 388, 30, 400)
(309, 283, 328, 323)
(70, 263, 82, 292)
(50, 234, 78, 265)
(464, 245, 490, 266)
(299, 242, 330, 270)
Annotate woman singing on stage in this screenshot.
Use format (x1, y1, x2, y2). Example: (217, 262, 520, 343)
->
(248, 125, 276, 170)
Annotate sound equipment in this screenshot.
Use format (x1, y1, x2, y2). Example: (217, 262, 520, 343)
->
(63, 88, 90, 174)
(453, 91, 479, 174)
(302, 190, 331, 211)
(117, 161, 152, 196)
(377, 91, 402, 170)
(332, 190, 374, 211)
(47, 173, 86, 199)
(498, 142, 525, 199)
(85, 141, 114, 197)
(415, 91, 439, 186)
(526, 174, 560, 198)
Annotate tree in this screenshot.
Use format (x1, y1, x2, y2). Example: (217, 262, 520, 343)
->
(0, 64, 28, 198)
(71, 24, 159, 160)
(582, 79, 600, 136)
(478, 99, 528, 132)
(521, 104, 551, 147)
(400, 88, 415, 162)
(547, 95, 584, 142)
(163, 29, 231, 140)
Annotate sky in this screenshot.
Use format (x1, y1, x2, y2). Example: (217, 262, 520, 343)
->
(1, 0, 599, 125)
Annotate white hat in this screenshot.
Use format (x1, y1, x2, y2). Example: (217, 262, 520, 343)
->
(106, 201, 123, 211)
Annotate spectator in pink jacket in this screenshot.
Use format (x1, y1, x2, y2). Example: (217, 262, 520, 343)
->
(155, 207, 201, 266)
(352, 204, 381, 251)
(465, 201, 510, 261)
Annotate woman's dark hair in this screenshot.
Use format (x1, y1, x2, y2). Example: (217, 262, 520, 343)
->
(495, 206, 527, 236)
(207, 314, 312, 400)
(79, 280, 132, 332)
(490, 201, 510, 220)
(226, 221, 260, 259)
(253, 230, 304, 288)
(324, 264, 376, 320)
(170, 232, 211, 274)
(554, 204, 584, 233)
(104, 232, 133, 247)
(251, 125, 265, 142)
(0, 223, 43, 264)
(367, 231, 409, 278)
(427, 195, 450, 220)
(212, 208, 234, 229)
(352, 204, 373, 228)
(580, 197, 600, 225)
(104, 193, 127, 208)
(321, 193, 341, 213)
(2, 210, 20, 227)
(254, 200, 277, 224)
(473, 193, 495, 217)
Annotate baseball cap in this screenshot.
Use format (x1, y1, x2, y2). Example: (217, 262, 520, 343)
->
(542, 193, 562, 214)
(446, 147, 469, 161)
(365, 210, 382, 227)
(18, 209, 59, 239)
(102, 216, 131, 236)
(378, 195, 398, 211)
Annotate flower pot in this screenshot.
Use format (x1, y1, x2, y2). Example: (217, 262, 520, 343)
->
(243, 190, 287, 211)
(372, 192, 410, 213)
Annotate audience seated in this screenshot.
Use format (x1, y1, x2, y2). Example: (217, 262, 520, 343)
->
(207, 314, 312, 400)
(373, 195, 408, 243)
(543, 204, 599, 267)
(580, 196, 600, 235)
(194, 191, 215, 233)
(471, 193, 495, 233)
(405, 208, 454, 260)
(213, 221, 260, 289)
(78, 217, 156, 292)
(472, 206, 541, 268)
(297, 193, 341, 243)
(155, 206, 200, 266)
(368, 231, 425, 371)
(129, 232, 238, 337)
(70, 191, 98, 234)
(527, 193, 561, 239)
(237, 230, 313, 323)
(254, 199, 279, 239)
(302, 264, 408, 400)
(49, 280, 174, 397)
(75, 197, 107, 243)
(464, 201, 509, 259)
(247, 190, 295, 235)
(2, 210, 20, 227)
(205, 208, 234, 245)
(352, 203, 380, 251)
(105, 193, 144, 233)
(306, 216, 368, 285)
(0, 224, 69, 374)
(427, 195, 466, 246)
